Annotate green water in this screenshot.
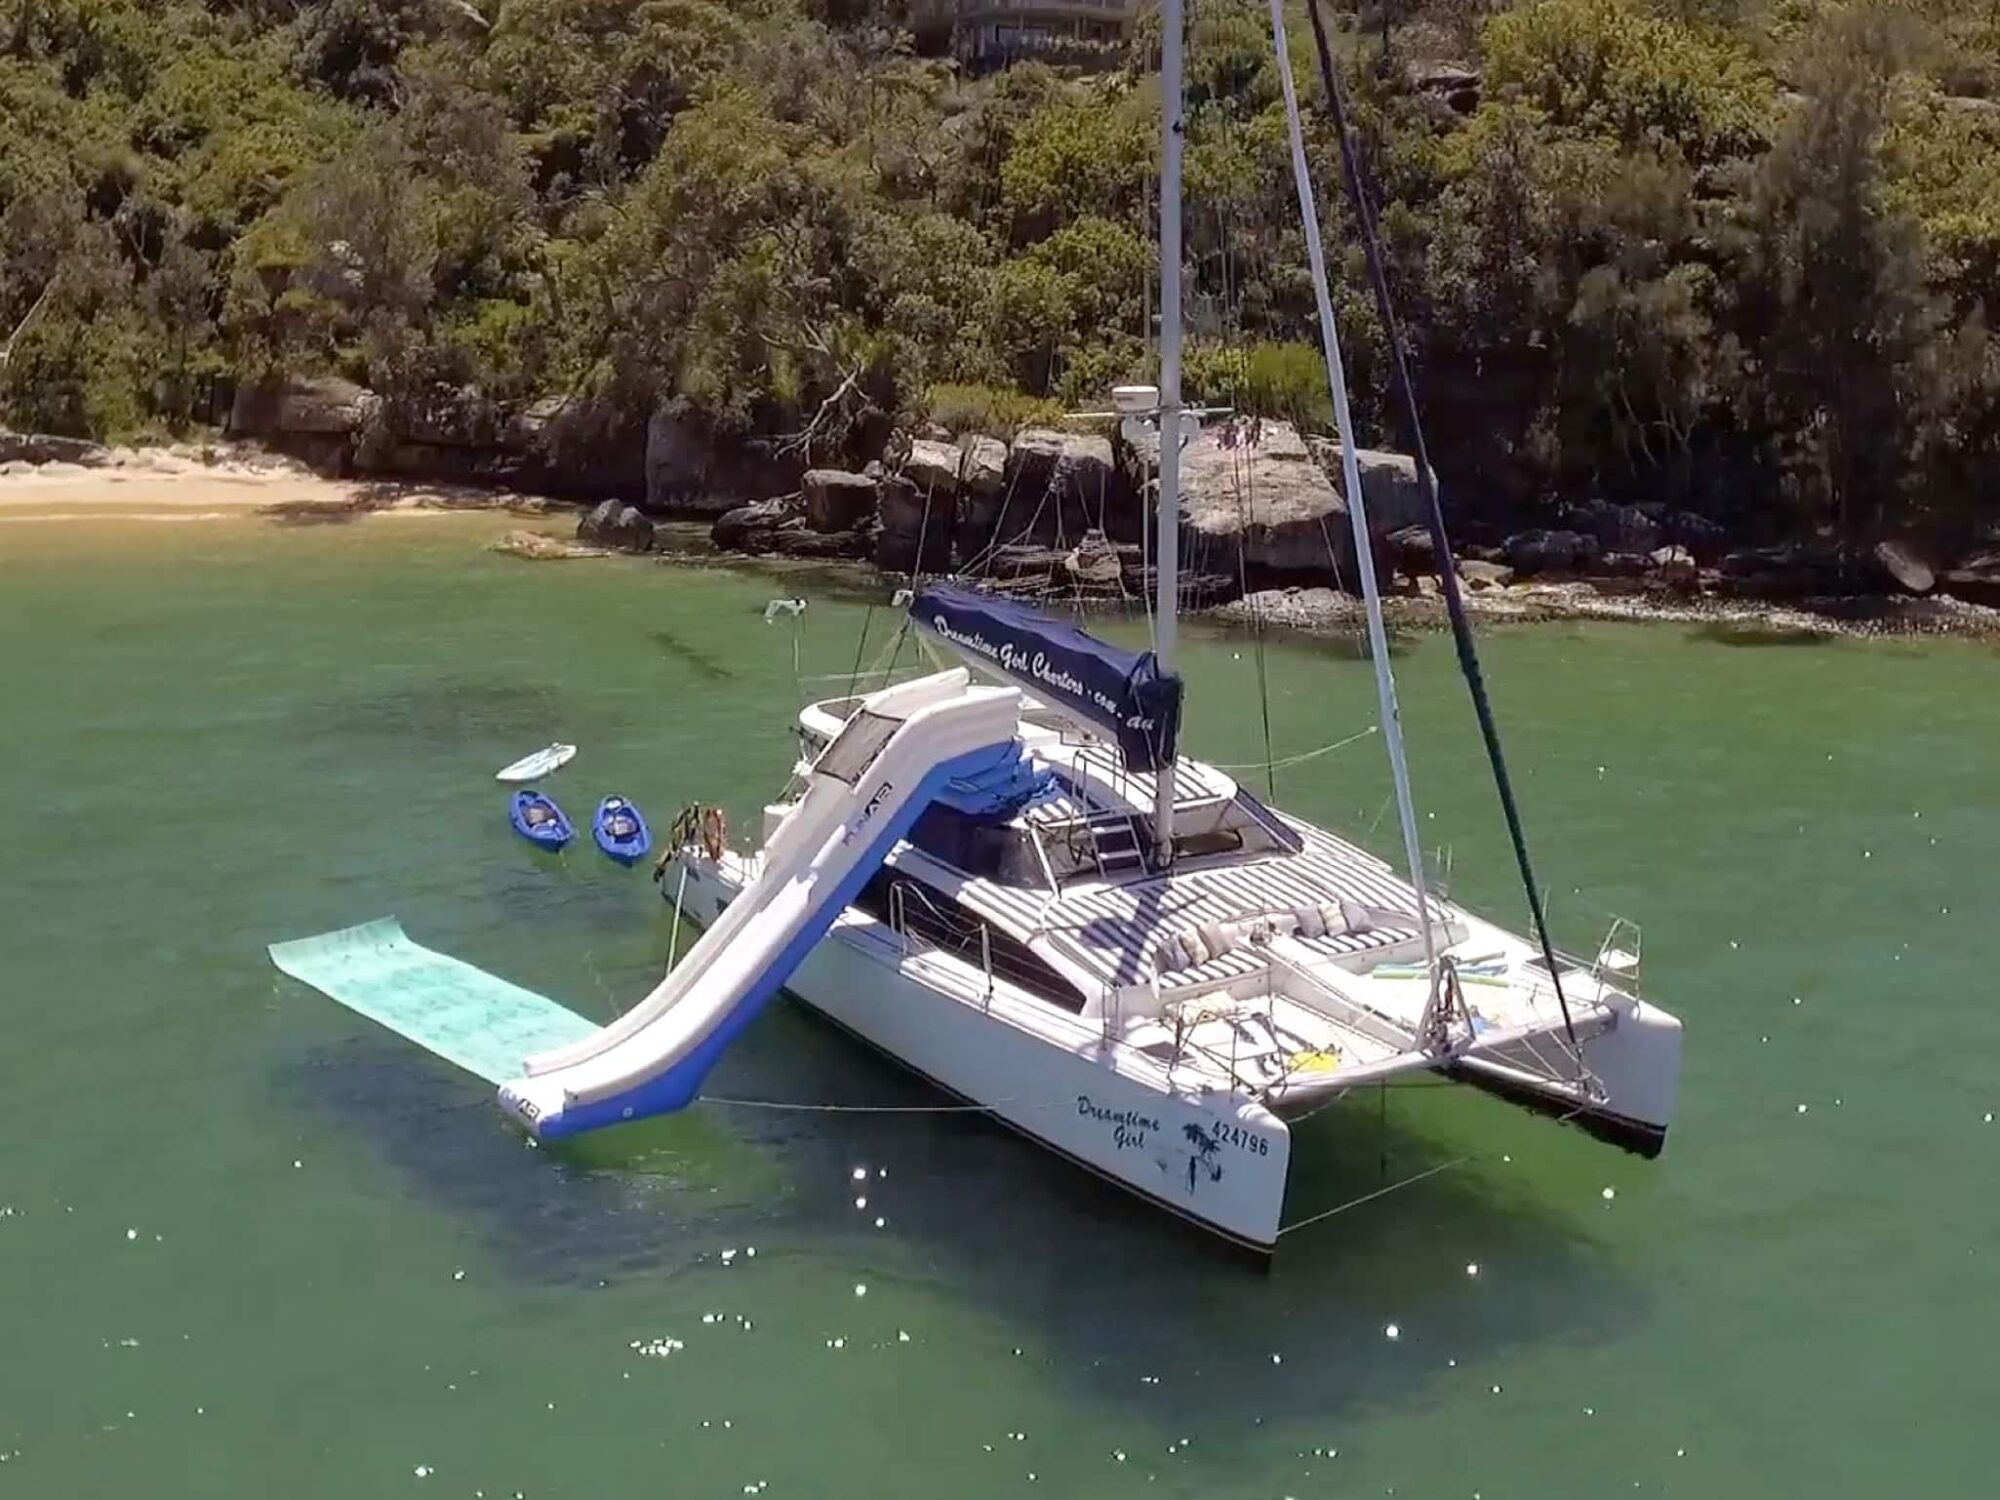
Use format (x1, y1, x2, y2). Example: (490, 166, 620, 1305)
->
(4, 515, 1997, 1498)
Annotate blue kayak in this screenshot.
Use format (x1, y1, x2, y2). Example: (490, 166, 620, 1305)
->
(592, 796, 652, 866)
(510, 790, 574, 850)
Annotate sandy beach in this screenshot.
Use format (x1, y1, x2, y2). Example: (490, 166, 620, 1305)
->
(0, 445, 551, 524)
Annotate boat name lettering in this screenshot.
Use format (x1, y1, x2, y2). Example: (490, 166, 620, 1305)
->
(1078, 1095, 1160, 1150)
(928, 614, 1157, 733)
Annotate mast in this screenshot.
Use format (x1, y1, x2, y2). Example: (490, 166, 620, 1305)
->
(1266, 0, 1439, 990)
(1151, 0, 1186, 863)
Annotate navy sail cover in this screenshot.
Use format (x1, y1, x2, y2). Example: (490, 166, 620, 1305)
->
(913, 582, 1182, 772)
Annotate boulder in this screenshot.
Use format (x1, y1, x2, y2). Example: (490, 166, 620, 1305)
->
(954, 434, 1014, 549)
(1504, 528, 1600, 576)
(1458, 558, 1514, 590)
(1180, 420, 1354, 579)
(1213, 586, 1358, 633)
(1384, 524, 1436, 582)
(875, 473, 955, 574)
(1063, 530, 1127, 590)
(769, 525, 869, 561)
(901, 439, 963, 500)
(577, 499, 656, 551)
(1717, 544, 1862, 597)
(1562, 498, 1661, 555)
(959, 435, 1007, 498)
(1661, 509, 1729, 563)
(1305, 439, 1431, 532)
(0, 428, 112, 467)
(1649, 544, 1699, 589)
(1873, 538, 1935, 596)
(710, 496, 800, 553)
(1595, 551, 1651, 579)
(1940, 552, 2000, 608)
(802, 469, 878, 533)
(998, 428, 1122, 544)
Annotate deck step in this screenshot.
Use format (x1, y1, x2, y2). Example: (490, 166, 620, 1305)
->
(1086, 813, 1146, 871)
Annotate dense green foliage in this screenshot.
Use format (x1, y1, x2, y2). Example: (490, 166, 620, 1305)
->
(2, 0, 1996, 545)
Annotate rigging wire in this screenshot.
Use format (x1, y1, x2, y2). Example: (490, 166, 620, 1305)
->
(1300, 0, 1583, 1067)
(844, 604, 875, 704)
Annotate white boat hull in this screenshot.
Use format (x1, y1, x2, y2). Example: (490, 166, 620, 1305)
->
(675, 857, 1294, 1251)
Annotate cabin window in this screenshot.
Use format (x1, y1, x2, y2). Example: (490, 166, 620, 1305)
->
(851, 871, 1085, 1014)
(906, 803, 1049, 889)
(1172, 827, 1243, 861)
(815, 709, 899, 785)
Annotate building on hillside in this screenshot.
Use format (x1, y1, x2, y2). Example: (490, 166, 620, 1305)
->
(912, 0, 1135, 70)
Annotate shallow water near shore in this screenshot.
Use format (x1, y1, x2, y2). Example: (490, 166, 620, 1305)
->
(4, 514, 1998, 1498)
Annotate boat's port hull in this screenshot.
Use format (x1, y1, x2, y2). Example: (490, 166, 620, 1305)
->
(671, 856, 1294, 1251)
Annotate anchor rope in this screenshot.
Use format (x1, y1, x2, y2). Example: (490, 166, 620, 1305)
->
(1276, 1102, 1588, 1238)
(1211, 723, 1377, 774)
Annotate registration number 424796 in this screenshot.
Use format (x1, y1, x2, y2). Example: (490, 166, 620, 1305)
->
(1210, 1119, 1271, 1157)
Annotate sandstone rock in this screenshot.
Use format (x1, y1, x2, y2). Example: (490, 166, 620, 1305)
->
(1649, 545, 1699, 589)
(802, 469, 878, 533)
(1717, 544, 1858, 597)
(1063, 530, 1126, 589)
(1595, 551, 1651, 579)
(644, 405, 714, 509)
(1000, 428, 1121, 543)
(959, 435, 1007, 497)
(711, 496, 799, 552)
(1662, 509, 1729, 564)
(643, 405, 796, 514)
(228, 376, 378, 440)
(494, 530, 607, 561)
(954, 434, 1014, 550)
(1305, 439, 1431, 533)
(901, 439, 963, 501)
(1180, 420, 1353, 578)
(1874, 538, 1935, 596)
(1213, 586, 1358, 632)
(875, 473, 955, 573)
(1505, 528, 1600, 576)
(1562, 498, 1661, 555)
(1384, 524, 1435, 582)
(577, 499, 656, 551)
(493, 396, 646, 501)
(1940, 552, 2000, 608)
(769, 526, 869, 561)
(1459, 558, 1514, 590)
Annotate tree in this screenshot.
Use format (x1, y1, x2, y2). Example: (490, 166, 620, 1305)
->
(1729, 7, 1944, 549)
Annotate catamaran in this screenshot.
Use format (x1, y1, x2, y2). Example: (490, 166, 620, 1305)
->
(276, 0, 1680, 1254)
(491, 0, 1682, 1252)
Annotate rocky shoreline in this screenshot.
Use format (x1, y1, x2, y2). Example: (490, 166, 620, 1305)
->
(10, 404, 2000, 642)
